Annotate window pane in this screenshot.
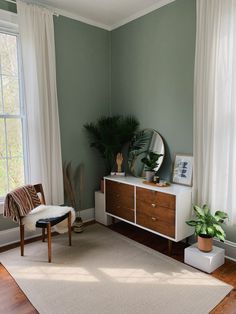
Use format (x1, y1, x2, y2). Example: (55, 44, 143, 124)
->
(2, 76, 19, 114)
(6, 118, 24, 158)
(0, 81, 3, 114)
(0, 31, 25, 198)
(8, 157, 24, 191)
(0, 159, 7, 197)
(0, 33, 18, 76)
(0, 119, 6, 158)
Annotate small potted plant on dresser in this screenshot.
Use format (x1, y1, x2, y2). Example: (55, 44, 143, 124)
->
(141, 151, 163, 182)
(186, 204, 228, 252)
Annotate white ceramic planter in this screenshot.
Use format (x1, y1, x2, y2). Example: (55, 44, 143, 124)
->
(145, 171, 155, 182)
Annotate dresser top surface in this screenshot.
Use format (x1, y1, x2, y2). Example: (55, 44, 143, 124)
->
(104, 175, 192, 195)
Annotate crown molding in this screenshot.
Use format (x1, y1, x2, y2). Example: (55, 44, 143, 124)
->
(1, 0, 176, 31)
(54, 0, 175, 31)
(2, 0, 111, 30)
(53, 7, 111, 31)
(110, 0, 176, 30)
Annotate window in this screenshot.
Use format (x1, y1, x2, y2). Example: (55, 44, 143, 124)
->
(0, 31, 26, 200)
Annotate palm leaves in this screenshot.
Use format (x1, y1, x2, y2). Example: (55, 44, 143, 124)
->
(186, 204, 228, 241)
(128, 130, 151, 157)
(84, 115, 139, 174)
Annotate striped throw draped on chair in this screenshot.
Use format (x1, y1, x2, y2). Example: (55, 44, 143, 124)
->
(3, 185, 41, 222)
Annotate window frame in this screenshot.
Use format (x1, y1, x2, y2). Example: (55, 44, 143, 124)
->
(0, 18, 28, 204)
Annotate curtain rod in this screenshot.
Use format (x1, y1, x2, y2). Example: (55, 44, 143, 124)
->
(3, 0, 59, 16)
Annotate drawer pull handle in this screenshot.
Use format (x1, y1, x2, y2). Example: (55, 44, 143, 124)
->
(151, 217, 157, 221)
(151, 203, 156, 208)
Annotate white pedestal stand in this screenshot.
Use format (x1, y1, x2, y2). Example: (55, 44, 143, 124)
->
(184, 244, 225, 273)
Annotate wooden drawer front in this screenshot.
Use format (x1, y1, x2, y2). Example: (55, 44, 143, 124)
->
(136, 187, 176, 211)
(136, 208, 175, 238)
(106, 180, 134, 195)
(106, 180, 134, 222)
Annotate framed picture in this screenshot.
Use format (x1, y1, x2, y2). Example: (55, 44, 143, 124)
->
(172, 154, 193, 186)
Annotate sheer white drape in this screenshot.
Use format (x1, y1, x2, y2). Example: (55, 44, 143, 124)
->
(17, 0, 64, 205)
(194, 0, 236, 224)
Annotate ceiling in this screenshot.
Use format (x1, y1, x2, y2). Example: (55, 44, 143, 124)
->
(39, 0, 175, 30)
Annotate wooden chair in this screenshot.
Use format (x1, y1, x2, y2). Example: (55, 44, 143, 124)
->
(19, 184, 72, 263)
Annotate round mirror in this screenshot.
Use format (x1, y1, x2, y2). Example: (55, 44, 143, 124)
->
(128, 129, 165, 177)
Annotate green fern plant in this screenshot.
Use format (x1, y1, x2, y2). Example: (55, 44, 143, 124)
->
(84, 115, 139, 174)
(186, 205, 228, 241)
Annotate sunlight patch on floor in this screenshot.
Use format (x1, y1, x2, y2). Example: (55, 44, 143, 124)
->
(99, 267, 226, 286)
(14, 266, 99, 282)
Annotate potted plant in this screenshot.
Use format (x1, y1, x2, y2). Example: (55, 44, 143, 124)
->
(186, 204, 228, 252)
(141, 151, 163, 182)
(84, 115, 139, 191)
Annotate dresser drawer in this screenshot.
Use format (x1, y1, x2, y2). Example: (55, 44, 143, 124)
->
(105, 180, 134, 222)
(136, 207, 175, 238)
(136, 187, 176, 211)
(106, 180, 134, 195)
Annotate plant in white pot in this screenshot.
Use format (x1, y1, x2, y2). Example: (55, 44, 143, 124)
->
(141, 151, 163, 182)
(186, 204, 228, 252)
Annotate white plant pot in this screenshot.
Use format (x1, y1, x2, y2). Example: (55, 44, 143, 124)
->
(145, 171, 155, 182)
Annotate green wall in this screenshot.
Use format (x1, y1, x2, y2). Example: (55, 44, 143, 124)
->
(1, 0, 234, 243)
(0, 3, 110, 230)
(54, 16, 110, 209)
(0, 0, 16, 13)
(111, 0, 195, 179)
(0, 214, 17, 231)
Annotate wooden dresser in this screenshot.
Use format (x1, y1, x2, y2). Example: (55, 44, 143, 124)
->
(105, 176, 193, 243)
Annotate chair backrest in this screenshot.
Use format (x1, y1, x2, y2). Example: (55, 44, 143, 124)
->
(4, 183, 45, 223)
(33, 184, 46, 205)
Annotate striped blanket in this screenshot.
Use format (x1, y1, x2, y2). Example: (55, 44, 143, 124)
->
(4, 185, 41, 223)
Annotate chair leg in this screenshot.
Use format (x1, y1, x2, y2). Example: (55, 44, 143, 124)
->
(20, 224, 24, 256)
(47, 223, 52, 263)
(42, 228, 45, 242)
(68, 211, 72, 246)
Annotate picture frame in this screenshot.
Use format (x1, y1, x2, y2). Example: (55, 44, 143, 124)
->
(172, 154, 193, 186)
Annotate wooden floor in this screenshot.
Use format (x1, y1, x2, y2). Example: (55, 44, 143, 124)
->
(0, 221, 236, 314)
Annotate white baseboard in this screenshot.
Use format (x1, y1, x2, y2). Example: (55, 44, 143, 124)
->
(80, 207, 95, 222)
(213, 239, 236, 262)
(0, 208, 95, 248)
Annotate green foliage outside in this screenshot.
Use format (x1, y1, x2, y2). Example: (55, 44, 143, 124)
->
(0, 32, 24, 197)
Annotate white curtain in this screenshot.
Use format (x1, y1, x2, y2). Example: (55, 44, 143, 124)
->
(194, 0, 236, 224)
(17, 0, 64, 205)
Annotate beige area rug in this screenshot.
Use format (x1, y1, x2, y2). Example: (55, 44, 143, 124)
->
(0, 224, 232, 314)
